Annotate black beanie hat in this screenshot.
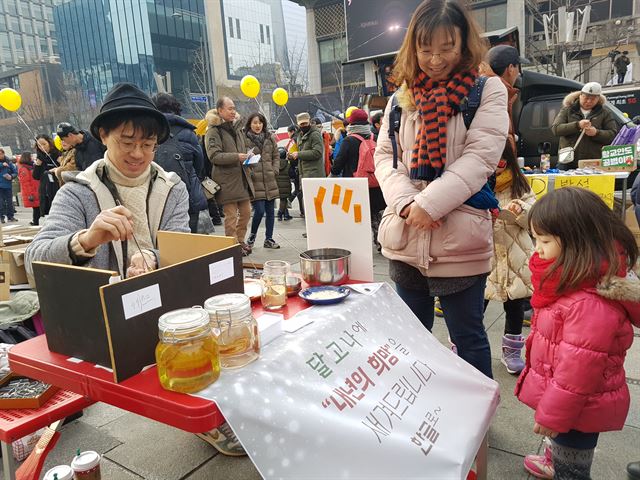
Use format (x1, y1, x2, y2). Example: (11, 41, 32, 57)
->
(90, 83, 170, 143)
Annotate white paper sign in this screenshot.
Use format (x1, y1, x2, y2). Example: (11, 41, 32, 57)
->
(121, 284, 162, 320)
(302, 178, 374, 282)
(192, 284, 499, 479)
(209, 257, 234, 285)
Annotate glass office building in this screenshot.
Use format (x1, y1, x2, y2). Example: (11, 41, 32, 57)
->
(54, 0, 208, 113)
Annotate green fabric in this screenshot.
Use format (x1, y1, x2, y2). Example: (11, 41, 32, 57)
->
(296, 127, 325, 179)
(0, 291, 39, 326)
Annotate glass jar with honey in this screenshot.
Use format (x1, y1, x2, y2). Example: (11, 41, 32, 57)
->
(155, 307, 220, 393)
(204, 293, 260, 369)
(261, 260, 289, 310)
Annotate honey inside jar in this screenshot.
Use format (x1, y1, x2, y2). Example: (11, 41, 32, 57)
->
(156, 307, 220, 393)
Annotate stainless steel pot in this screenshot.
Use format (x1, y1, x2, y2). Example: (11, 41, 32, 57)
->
(299, 248, 351, 286)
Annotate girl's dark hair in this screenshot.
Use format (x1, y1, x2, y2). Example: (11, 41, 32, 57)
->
(393, 0, 486, 88)
(529, 187, 638, 293)
(34, 134, 56, 152)
(501, 142, 530, 199)
(153, 93, 182, 115)
(97, 111, 164, 139)
(244, 113, 267, 134)
(20, 151, 33, 164)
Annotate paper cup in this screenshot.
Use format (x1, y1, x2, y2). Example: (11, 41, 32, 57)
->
(71, 450, 101, 479)
(43, 465, 74, 480)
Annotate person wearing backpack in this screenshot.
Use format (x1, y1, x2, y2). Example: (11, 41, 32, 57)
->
(331, 108, 386, 250)
(153, 93, 208, 233)
(374, 0, 508, 379)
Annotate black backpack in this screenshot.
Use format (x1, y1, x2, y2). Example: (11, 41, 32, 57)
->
(155, 126, 208, 213)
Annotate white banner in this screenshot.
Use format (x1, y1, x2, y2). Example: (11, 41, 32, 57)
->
(193, 284, 500, 479)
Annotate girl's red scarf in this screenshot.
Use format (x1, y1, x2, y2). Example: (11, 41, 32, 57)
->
(529, 252, 627, 308)
(410, 69, 478, 181)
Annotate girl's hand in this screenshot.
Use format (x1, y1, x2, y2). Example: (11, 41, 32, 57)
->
(533, 422, 558, 438)
(506, 201, 523, 215)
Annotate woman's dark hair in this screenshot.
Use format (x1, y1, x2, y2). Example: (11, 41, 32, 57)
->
(244, 113, 267, 134)
(501, 142, 530, 200)
(393, 0, 486, 88)
(20, 151, 33, 164)
(97, 111, 164, 139)
(34, 134, 56, 153)
(153, 93, 182, 115)
(529, 187, 638, 294)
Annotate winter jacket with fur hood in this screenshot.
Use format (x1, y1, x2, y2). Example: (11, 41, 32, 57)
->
(204, 109, 254, 205)
(551, 91, 618, 168)
(515, 273, 640, 434)
(485, 187, 535, 302)
(374, 76, 509, 278)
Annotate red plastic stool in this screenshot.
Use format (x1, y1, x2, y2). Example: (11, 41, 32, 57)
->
(0, 390, 94, 479)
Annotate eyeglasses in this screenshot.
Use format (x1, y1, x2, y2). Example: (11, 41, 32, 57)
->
(114, 137, 157, 154)
(418, 49, 460, 63)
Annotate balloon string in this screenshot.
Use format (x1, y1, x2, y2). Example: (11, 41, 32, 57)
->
(283, 106, 295, 125)
(252, 98, 275, 131)
(15, 112, 57, 165)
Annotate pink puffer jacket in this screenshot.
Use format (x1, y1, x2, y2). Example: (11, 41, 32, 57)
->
(374, 77, 509, 277)
(515, 274, 640, 433)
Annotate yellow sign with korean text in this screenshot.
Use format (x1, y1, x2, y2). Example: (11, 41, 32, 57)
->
(554, 175, 615, 209)
(526, 175, 549, 199)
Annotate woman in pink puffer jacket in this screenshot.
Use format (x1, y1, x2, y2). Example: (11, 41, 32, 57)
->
(515, 188, 639, 480)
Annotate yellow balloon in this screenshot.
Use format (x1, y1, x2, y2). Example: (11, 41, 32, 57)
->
(54, 135, 63, 151)
(345, 106, 357, 119)
(0, 88, 21, 112)
(240, 75, 260, 98)
(272, 88, 288, 106)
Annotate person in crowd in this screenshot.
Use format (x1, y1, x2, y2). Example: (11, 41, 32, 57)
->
(332, 126, 347, 159)
(25, 82, 189, 280)
(244, 112, 281, 249)
(374, 0, 508, 379)
(615, 50, 630, 85)
(551, 82, 618, 170)
(55, 122, 105, 171)
(53, 141, 78, 186)
(0, 148, 18, 223)
(276, 146, 292, 221)
(311, 116, 332, 175)
(632, 172, 640, 225)
(370, 112, 383, 141)
(32, 134, 61, 217)
(285, 124, 303, 217)
(153, 93, 208, 233)
(205, 97, 254, 256)
(484, 142, 535, 375)
(518, 187, 639, 480)
(17, 150, 40, 226)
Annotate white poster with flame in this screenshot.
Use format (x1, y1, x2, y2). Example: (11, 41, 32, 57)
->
(302, 178, 374, 282)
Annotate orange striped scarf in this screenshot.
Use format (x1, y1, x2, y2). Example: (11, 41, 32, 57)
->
(410, 69, 477, 180)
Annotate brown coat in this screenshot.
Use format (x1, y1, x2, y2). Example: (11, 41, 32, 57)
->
(204, 109, 254, 205)
(245, 133, 279, 201)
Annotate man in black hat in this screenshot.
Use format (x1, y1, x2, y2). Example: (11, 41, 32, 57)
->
(26, 82, 190, 279)
(55, 121, 105, 171)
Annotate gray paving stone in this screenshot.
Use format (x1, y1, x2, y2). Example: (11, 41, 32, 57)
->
(100, 413, 215, 480)
(184, 454, 262, 480)
(486, 446, 531, 480)
(81, 402, 129, 428)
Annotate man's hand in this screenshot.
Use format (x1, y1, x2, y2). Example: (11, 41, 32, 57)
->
(584, 126, 597, 137)
(238, 153, 249, 162)
(126, 251, 157, 278)
(78, 206, 134, 251)
(578, 119, 591, 130)
(3, 174, 11, 181)
(404, 203, 441, 230)
(290, 151, 299, 160)
(2, 162, 8, 167)
(533, 422, 558, 438)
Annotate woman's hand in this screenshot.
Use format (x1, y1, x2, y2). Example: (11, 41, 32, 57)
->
(533, 422, 558, 438)
(404, 203, 441, 230)
(78, 206, 134, 251)
(126, 251, 157, 278)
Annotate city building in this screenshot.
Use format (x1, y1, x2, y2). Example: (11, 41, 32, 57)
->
(281, 0, 308, 94)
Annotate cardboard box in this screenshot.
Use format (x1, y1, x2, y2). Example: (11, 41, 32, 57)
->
(1, 244, 29, 285)
(1, 225, 40, 247)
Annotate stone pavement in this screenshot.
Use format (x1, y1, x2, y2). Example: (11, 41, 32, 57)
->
(4, 205, 639, 479)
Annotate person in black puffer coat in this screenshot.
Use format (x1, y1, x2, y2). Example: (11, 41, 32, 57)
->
(32, 134, 61, 217)
(55, 123, 105, 171)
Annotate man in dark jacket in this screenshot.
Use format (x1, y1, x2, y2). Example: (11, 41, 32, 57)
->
(551, 82, 619, 170)
(614, 51, 630, 85)
(290, 112, 324, 179)
(56, 122, 105, 171)
(0, 148, 17, 222)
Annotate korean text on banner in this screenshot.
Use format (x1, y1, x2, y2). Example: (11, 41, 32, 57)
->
(191, 284, 500, 479)
(554, 175, 615, 209)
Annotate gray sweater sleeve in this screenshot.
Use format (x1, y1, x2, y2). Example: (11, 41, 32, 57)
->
(160, 182, 191, 233)
(25, 183, 95, 275)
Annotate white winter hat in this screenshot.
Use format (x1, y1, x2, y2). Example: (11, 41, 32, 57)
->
(581, 82, 602, 95)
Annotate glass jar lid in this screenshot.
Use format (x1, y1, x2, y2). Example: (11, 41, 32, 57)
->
(204, 293, 252, 321)
(158, 307, 209, 337)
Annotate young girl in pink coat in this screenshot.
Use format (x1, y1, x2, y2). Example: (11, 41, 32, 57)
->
(515, 187, 640, 479)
